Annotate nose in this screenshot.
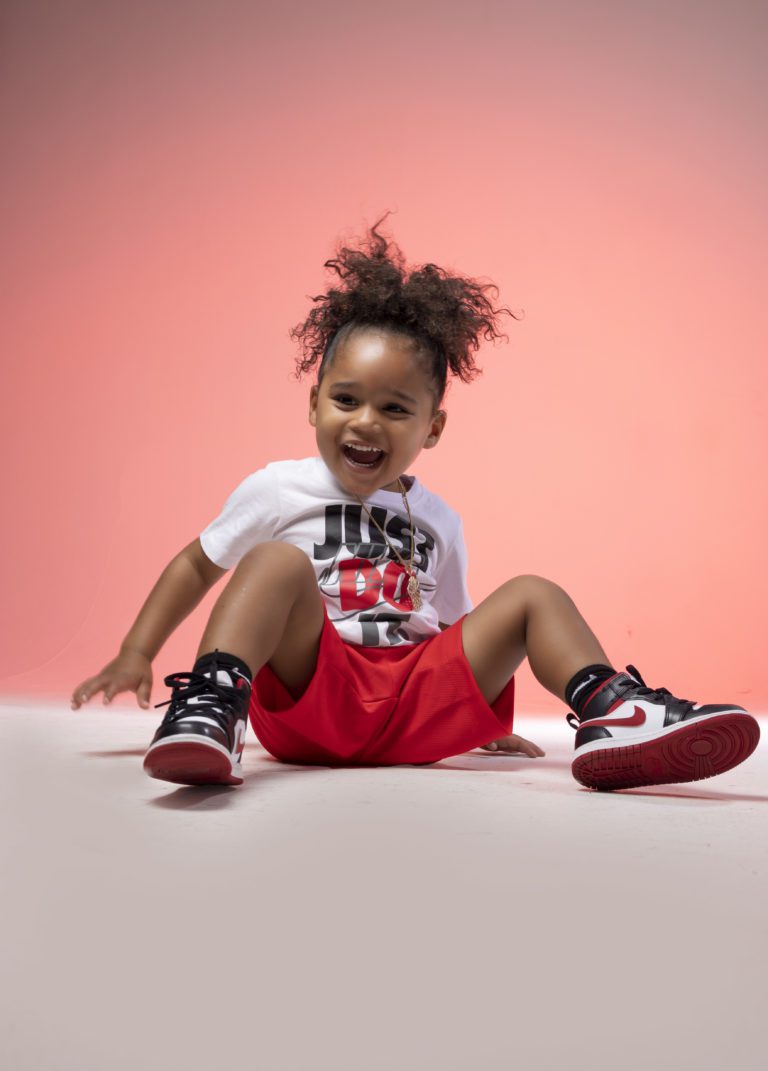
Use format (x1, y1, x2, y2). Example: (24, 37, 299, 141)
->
(348, 404, 381, 434)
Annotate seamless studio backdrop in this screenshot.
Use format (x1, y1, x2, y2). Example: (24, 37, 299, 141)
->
(1, 0, 766, 713)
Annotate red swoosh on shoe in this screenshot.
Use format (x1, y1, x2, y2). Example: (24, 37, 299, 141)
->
(584, 705, 647, 729)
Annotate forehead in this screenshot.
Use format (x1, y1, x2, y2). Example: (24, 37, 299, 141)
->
(327, 328, 432, 395)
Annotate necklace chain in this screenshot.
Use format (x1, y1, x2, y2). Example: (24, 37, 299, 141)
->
(352, 477, 423, 612)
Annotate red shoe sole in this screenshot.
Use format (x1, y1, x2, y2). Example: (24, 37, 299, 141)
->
(572, 712, 761, 791)
(143, 740, 243, 786)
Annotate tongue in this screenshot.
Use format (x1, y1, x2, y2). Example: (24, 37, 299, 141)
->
(347, 446, 383, 464)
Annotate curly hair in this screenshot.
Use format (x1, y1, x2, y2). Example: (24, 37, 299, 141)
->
(290, 211, 520, 413)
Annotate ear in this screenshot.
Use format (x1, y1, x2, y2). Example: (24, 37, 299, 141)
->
(308, 384, 318, 427)
(423, 409, 447, 449)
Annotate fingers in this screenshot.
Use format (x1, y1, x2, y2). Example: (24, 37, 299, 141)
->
(70, 678, 101, 709)
(509, 736, 546, 757)
(480, 735, 546, 757)
(137, 677, 152, 710)
(71, 674, 152, 711)
(520, 741, 546, 757)
(69, 677, 121, 709)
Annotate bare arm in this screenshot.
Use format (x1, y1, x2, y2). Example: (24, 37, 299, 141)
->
(119, 538, 228, 661)
(70, 538, 228, 709)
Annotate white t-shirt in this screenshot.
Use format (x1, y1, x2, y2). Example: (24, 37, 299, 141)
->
(199, 456, 473, 647)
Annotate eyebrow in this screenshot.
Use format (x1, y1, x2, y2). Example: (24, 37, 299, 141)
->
(329, 381, 419, 405)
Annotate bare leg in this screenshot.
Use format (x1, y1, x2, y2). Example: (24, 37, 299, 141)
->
(196, 541, 326, 701)
(461, 574, 611, 706)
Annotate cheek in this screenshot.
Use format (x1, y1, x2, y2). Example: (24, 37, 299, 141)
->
(316, 412, 341, 438)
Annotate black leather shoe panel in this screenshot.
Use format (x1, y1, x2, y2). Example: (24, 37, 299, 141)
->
(575, 725, 613, 747)
(680, 703, 746, 721)
(152, 720, 229, 749)
(580, 673, 637, 720)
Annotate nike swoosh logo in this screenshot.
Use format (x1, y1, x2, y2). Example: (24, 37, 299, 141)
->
(584, 704, 646, 729)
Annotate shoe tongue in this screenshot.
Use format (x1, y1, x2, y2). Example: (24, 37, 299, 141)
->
(185, 668, 234, 708)
(204, 668, 234, 687)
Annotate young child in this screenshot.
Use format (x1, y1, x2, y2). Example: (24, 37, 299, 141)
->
(70, 214, 760, 792)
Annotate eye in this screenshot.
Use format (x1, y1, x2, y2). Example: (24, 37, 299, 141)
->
(332, 395, 410, 414)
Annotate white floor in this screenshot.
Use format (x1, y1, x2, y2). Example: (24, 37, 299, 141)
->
(1, 699, 766, 1071)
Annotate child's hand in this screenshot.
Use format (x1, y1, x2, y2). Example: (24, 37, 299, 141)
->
(479, 733, 545, 757)
(70, 650, 153, 711)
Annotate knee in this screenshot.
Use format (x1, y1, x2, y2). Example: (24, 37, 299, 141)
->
(506, 574, 571, 603)
(236, 541, 316, 587)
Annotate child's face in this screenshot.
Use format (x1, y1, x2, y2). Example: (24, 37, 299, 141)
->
(308, 327, 447, 496)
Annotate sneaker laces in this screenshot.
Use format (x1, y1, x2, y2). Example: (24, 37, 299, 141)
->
(623, 664, 695, 711)
(154, 671, 243, 735)
(565, 663, 695, 730)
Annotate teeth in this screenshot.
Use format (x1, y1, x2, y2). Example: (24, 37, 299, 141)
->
(346, 444, 381, 453)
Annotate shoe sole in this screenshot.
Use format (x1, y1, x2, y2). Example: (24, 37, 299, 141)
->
(572, 712, 761, 791)
(143, 737, 243, 786)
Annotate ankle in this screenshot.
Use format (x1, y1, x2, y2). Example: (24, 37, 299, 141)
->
(564, 663, 617, 718)
(193, 649, 253, 690)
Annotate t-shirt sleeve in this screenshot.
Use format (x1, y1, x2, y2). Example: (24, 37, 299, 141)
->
(198, 466, 281, 570)
(431, 516, 473, 624)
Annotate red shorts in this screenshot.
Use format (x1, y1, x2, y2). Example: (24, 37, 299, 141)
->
(248, 605, 515, 766)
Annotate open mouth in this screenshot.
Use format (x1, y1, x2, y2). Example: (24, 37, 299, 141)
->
(341, 442, 387, 471)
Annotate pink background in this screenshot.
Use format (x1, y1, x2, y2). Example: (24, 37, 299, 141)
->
(2, 0, 766, 713)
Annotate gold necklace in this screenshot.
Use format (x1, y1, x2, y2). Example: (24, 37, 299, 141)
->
(352, 477, 423, 611)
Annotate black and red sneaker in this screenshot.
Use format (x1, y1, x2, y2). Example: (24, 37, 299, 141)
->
(567, 665, 760, 791)
(143, 654, 251, 786)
